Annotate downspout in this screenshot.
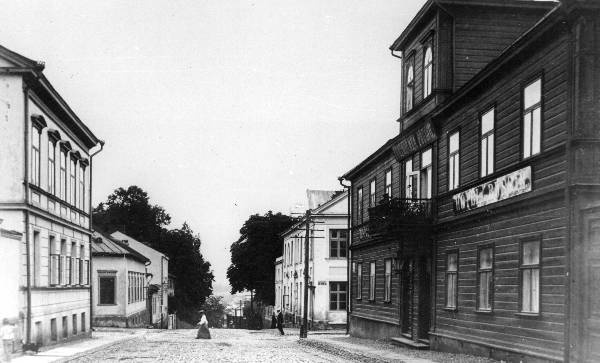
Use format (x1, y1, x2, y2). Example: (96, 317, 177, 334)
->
(390, 50, 403, 133)
(23, 85, 31, 344)
(88, 140, 105, 331)
(338, 177, 351, 335)
(161, 256, 165, 329)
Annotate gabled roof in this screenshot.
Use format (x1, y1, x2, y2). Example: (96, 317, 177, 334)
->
(281, 190, 348, 238)
(0, 44, 101, 149)
(389, 0, 557, 51)
(91, 230, 150, 264)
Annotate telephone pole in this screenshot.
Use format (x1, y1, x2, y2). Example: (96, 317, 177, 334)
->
(300, 209, 311, 338)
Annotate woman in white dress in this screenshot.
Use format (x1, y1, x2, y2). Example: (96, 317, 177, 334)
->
(196, 310, 211, 339)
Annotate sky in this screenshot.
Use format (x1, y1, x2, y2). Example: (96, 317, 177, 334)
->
(0, 0, 425, 295)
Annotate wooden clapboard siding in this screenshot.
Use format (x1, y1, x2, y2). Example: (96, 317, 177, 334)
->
(435, 195, 566, 358)
(452, 5, 551, 90)
(351, 243, 400, 324)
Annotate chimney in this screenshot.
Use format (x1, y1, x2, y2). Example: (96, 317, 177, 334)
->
(121, 240, 128, 245)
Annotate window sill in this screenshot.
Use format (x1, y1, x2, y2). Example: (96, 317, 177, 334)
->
(97, 303, 117, 306)
(515, 312, 540, 318)
(383, 300, 392, 304)
(475, 309, 493, 314)
(443, 307, 458, 312)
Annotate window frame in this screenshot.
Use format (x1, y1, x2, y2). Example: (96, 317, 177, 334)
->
(405, 158, 419, 199)
(384, 259, 392, 302)
(518, 236, 542, 315)
(369, 179, 376, 208)
(476, 245, 494, 312)
(445, 249, 459, 310)
(329, 229, 348, 258)
(521, 74, 544, 160)
(356, 262, 362, 300)
(448, 129, 460, 191)
(59, 148, 68, 201)
(69, 156, 77, 206)
(98, 272, 117, 305)
(329, 281, 347, 311)
(385, 168, 392, 198)
(423, 44, 433, 99)
(405, 57, 415, 112)
(357, 186, 364, 224)
(31, 125, 42, 187)
(368, 261, 376, 301)
(479, 106, 496, 178)
(420, 148, 433, 199)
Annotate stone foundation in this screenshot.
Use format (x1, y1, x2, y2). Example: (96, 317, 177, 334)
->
(93, 310, 148, 328)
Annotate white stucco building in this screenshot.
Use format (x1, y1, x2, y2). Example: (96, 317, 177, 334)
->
(91, 231, 149, 327)
(0, 45, 102, 348)
(278, 190, 348, 329)
(111, 231, 170, 328)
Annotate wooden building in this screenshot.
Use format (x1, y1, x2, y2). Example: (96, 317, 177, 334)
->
(341, 0, 600, 361)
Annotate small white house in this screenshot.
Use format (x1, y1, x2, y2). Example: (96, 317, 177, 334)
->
(278, 190, 348, 329)
(91, 231, 149, 328)
(111, 231, 170, 328)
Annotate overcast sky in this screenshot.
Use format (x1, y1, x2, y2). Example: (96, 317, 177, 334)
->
(0, 0, 425, 295)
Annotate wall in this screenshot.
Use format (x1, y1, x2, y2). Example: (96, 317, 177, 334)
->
(0, 225, 22, 322)
(0, 75, 25, 203)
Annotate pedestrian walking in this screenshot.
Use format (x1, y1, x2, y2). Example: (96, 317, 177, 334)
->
(195, 310, 211, 339)
(276, 310, 284, 336)
(1, 319, 14, 362)
(270, 312, 277, 329)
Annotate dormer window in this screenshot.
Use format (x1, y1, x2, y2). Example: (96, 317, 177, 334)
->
(423, 46, 433, 98)
(406, 60, 414, 112)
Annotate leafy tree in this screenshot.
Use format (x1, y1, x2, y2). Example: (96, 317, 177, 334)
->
(227, 211, 296, 304)
(202, 295, 227, 327)
(93, 186, 213, 324)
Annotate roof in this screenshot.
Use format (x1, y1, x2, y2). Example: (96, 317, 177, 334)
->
(389, 0, 557, 51)
(341, 136, 400, 180)
(0, 44, 101, 149)
(281, 190, 348, 238)
(91, 230, 150, 264)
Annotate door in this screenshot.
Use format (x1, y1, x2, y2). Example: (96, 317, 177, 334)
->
(400, 258, 413, 336)
(584, 217, 600, 362)
(418, 256, 431, 340)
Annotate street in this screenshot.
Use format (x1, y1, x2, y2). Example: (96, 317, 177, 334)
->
(60, 328, 497, 363)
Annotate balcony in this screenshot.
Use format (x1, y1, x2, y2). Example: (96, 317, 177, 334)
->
(353, 197, 434, 243)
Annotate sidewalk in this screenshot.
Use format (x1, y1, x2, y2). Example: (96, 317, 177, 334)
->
(10, 328, 146, 363)
(278, 328, 498, 363)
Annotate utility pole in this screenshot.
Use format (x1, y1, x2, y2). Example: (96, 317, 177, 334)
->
(300, 210, 311, 338)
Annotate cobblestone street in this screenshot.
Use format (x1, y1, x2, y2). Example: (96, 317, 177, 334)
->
(67, 329, 344, 363)
(61, 328, 497, 363)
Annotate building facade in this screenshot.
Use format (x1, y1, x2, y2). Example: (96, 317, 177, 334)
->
(111, 231, 170, 328)
(91, 231, 149, 328)
(278, 190, 348, 329)
(0, 45, 102, 348)
(342, 1, 600, 362)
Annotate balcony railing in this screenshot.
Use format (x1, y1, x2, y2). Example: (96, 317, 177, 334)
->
(352, 197, 434, 242)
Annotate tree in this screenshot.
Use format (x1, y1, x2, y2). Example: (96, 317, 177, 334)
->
(227, 211, 296, 305)
(93, 186, 213, 324)
(202, 295, 227, 328)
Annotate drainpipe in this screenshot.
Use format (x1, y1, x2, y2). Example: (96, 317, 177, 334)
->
(88, 140, 105, 330)
(338, 177, 351, 335)
(23, 85, 32, 344)
(390, 50, 403, 132)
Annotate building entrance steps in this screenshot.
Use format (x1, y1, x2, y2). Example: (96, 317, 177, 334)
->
(390, 336, 430, 350)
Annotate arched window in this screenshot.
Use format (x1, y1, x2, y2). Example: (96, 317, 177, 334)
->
(406, 64, 414, 111)
(423, 46, 433, 98)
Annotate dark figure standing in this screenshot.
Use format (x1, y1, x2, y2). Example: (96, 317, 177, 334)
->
(271, 313, 277, 329)
(276, 309, 284, 335)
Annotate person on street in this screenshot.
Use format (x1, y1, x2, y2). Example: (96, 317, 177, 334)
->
(276, 310, 284, 336)
(196, 310, 211, 339)
(1, 319, 14, 362)
(270, 312, 277, 329)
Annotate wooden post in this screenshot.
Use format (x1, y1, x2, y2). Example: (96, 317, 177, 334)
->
(300, 210, 311, 338)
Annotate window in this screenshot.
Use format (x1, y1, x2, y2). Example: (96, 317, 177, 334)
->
(60, 150, 67, 200)
(357, 187, 364, 223)
(69, 157, 77, 205)
(406, 62, 414, 111)
(79, 245, 85, 285)
(446, 251, 458, 309)
(405, 159, 418, 199)
(71, 242, 79, 285)
(50, 318, 57, 342)
(369, 179, 376, 207)
(128, 271, 145, 304)
(480, 108, 495, 177)
(330, 229, 347, 258)
(49, 235, 59, 286)
(60, 239, 67, 285)
(520, 239, 541, 313)
(423, 45, 433, 98)
(62, 316, 68, 338)
(81, 313, 86, 332)
(99, 273, 116, 305)
(329, 282, 347, 310)
(477, 247, 494, 311)
(72, 314, 77, 335)
(369, 262, 376, 301)
(79, 164, 86, 210)
(385, 169, 392, 197)
(420, 148, 432, 199)
(523, 78, 542, 159)
(30, 126, 41, 187)
(384, 259, 392, 302)
(448, 131, 460, 190)
(48, 140, 56, 194)
(356, 263, 362, 299)
(33, 230, 41, 286)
